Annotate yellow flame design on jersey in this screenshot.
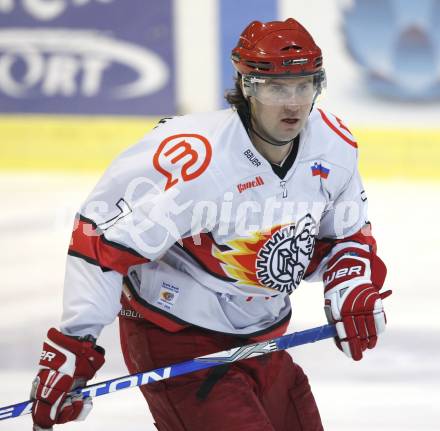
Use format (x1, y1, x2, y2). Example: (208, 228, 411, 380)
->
(213, 226, 284, 287)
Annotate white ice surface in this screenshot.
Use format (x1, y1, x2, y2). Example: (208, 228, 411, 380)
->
(0, 173, 439, 430)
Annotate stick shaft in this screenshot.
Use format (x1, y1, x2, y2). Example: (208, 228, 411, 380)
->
(0, 323, 336, 421)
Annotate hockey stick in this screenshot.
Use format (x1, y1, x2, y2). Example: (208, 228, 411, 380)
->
(0, 323, 336, 421)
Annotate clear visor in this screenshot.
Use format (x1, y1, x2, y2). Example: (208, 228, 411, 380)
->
(242, 71, 326, 106)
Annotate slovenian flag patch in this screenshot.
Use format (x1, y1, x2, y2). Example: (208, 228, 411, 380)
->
(311, 162, 330, 179)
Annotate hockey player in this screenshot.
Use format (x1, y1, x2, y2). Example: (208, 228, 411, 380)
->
(30, 18, 391, 430)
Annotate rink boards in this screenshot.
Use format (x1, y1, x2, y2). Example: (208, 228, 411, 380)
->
(1, 115, 440, 179)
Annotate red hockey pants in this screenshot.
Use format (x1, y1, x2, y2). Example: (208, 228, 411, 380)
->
(119, 317, 323, 431)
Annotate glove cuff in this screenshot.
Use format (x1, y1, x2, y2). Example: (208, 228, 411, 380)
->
(41, 328, 105, 380)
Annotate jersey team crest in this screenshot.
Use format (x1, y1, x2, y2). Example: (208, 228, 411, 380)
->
(214, 214, 317, 294)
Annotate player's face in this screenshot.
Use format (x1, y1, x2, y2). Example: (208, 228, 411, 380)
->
(248, 77, 313, 142)
(250, 98, 312, 142)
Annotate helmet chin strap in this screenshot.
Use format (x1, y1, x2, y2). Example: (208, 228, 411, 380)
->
(249, 120, 294, 147)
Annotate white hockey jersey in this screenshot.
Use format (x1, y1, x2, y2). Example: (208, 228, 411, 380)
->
(61, 107, 369, 339)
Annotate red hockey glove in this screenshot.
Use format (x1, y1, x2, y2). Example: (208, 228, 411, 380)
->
(323, 248, 391, 361)
(30, 328, 105, 430)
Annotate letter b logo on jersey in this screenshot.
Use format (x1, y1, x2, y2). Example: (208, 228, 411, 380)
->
(153, 134, 212, 190)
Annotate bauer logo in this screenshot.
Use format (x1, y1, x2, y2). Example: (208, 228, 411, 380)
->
(324, 265, 363, 286)
(243, 149, 262, 167)
(0, 0, 175, 114)
(40, 350, 56, 362)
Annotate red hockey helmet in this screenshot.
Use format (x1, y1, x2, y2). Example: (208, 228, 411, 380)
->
(231, 18, 323, 76)
(232, 19, 326, 107)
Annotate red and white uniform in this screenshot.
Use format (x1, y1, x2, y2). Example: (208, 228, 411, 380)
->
(61, 107, 368, 339)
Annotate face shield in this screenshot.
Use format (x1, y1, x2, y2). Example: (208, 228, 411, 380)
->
(242, 70, 326, 107)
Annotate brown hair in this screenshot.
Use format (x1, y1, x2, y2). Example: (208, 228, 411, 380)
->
(224, 74, 249, 116)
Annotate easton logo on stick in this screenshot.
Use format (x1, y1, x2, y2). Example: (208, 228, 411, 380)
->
(81, 367, 172, 398)
(0, 324, 336, 422)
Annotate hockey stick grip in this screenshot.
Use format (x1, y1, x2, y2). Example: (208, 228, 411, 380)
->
(0, 323, 336, 421)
